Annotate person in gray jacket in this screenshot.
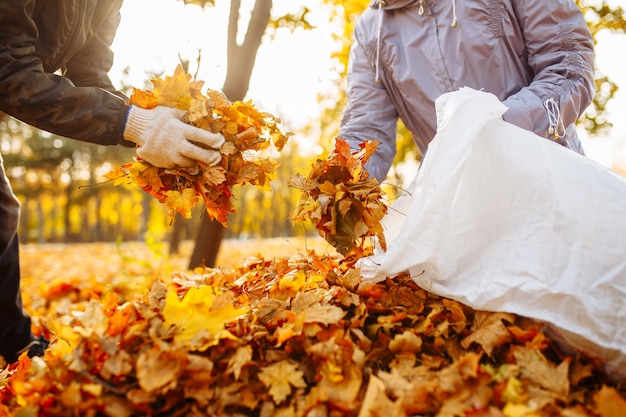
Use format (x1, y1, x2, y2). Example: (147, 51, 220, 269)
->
(339, 0, 595, 183)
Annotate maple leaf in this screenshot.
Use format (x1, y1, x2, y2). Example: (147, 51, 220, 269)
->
(102, 168, 127, 186)
(164, 188, 199, 219)
(389, 331, 423, 354)
(317, 361, 363, 408)
(226, 346, 252, 381)
(135, 341, 187, 393)
(359, 375, 404, 417)
(594, 385, 626, 417)
(461, 311, 515, 356)
(129, 88, 157, 109)
(148, 64, 197, 109)
(513, 346, 570, 401)
(258, 360, 306, 404)
(162, 286, 249, 351)
(203, 165, 227, 185)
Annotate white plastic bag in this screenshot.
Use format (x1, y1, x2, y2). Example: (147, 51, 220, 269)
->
(358, 87, 626, 375)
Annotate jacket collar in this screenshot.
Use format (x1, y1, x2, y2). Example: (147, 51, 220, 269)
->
(368, 0, 420, 10)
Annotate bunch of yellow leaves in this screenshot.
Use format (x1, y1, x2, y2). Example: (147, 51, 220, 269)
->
(290, 138, 387, 257)
(104, 65, 290, 226)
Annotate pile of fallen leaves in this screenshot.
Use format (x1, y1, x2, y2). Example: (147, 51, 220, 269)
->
(105, 65, 290, 226)
(290, 138, 387, 257)
(1, 254, 625, 416)
(3, 118, 625, 416)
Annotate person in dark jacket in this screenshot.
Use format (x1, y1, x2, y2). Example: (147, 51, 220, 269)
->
(0, 0, 225, 363)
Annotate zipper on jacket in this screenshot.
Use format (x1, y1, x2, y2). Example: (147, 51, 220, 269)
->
(48, 1, 87, 72)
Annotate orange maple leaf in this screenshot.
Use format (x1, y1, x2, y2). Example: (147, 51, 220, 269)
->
(103, 167, 127, 186)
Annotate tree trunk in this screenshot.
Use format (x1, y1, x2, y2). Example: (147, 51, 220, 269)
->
(188, 215, 225, 268)
(188, 0, 272, 269)
(169, 213, 185, 255)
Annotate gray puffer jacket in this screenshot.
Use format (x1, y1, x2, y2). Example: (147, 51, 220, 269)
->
(339, 0, 595, 182)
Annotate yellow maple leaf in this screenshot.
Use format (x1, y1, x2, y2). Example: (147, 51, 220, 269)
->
(187, 96, 213, 130)
(258, 360, 306, 404)
(162, 286, 249, 351)
(103, 167, 127, 186)
(150, 64, 196, 109)
(501, 376, 527, 404)
(123, 160, 153, 189)
(220, 141, 237, 155)
(164, 188, 199, 219)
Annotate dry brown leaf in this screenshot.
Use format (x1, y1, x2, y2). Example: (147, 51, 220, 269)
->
(461, 311, 515, 356)
(513, 346, 570, 401)
(258, 360, 307, 404)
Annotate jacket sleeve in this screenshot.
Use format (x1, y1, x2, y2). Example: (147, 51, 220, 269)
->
(0, 0, 131, 147)
(339, 20, 400, 183)
(501, 0, 595, 143)
(65, 1, 127, 99)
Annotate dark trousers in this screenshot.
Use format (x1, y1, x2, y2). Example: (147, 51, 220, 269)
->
(0, 155, 31, 359)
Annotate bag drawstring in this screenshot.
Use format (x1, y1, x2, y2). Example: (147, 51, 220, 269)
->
(375, 0, 385, 83)
(451, 0, 458, 27)
(544, 98, 565, 140)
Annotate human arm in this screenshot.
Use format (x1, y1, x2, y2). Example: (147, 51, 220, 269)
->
(501, 0, 595, 143)
(0, 0, 130, 146)
(339, 24, 400, 183)
(64, 1, 129, 101)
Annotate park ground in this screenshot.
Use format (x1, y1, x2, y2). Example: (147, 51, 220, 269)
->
(20, 237, 336, 290)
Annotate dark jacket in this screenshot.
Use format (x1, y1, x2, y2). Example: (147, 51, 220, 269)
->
(0, 0, 132, 146)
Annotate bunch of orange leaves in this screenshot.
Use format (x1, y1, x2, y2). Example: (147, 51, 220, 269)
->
(290, 138, 387, 258)
(104, 65, 290, 226)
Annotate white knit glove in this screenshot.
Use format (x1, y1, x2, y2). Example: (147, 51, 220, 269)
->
(123, 105, 225, 168)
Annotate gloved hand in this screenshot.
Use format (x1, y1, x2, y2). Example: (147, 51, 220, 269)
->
(123, 105, 225, 169)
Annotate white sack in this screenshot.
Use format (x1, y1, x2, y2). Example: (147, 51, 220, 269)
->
(358, 87, 626, 375)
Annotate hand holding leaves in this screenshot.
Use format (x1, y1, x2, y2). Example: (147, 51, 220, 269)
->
(105, 65, 290, 225)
